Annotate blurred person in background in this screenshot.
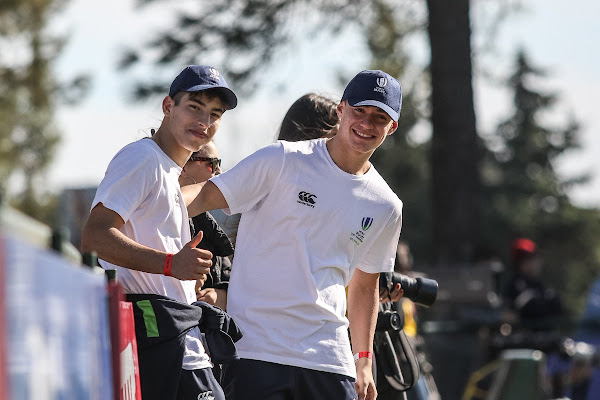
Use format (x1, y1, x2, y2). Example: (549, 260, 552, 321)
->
(276, 92, 339, 141)
(502, 238, 568, 397)
(392, 241, 418, 337)
(182, 137, 242, 249)
(503, 238, 563, 328)
(179, 141, 233, 310)
(377, 241, 440, 400)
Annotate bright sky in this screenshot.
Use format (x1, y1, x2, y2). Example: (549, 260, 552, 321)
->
(41, 0, 600, 208)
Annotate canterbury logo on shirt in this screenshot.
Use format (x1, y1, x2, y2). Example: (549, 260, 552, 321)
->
(297, 191, 317, 208)
(197, 392, 215, 400)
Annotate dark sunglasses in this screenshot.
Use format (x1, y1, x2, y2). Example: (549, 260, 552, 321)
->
(189, 156, 221, 172)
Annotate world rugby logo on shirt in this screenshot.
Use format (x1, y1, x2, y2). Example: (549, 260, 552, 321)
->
(350, 217, 373, 245)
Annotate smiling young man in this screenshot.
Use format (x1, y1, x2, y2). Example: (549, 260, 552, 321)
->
(184, 69, 403, 400)
(81, 65, 237, 400)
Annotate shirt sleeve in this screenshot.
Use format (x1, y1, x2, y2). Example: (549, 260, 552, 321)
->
(92, 143, 158, 222)
(358, 201, 403, 274)
(210, 142, 285, 215)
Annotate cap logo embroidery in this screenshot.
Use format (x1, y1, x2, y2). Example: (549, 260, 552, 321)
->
(374, 77, 387, 95)
(209, 68, 220, 80)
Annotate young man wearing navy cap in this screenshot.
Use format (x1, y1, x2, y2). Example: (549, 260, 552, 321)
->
(185, 69, 403, 400)
(82, 65, 237, 400)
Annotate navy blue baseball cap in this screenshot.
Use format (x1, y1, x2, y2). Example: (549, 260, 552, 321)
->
(169, 65, 238, 109)
(341, 70, 402, 121)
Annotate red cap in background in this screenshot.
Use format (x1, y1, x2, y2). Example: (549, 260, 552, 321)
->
(511, 238, 537, 262)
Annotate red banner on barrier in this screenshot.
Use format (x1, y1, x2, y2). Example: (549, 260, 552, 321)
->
(119, 301, 141, 400)
(107, 280, 141, 400)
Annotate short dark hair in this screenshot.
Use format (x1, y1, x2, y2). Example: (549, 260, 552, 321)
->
(172, 89, 232, 109)
(277, 93, 339, 142)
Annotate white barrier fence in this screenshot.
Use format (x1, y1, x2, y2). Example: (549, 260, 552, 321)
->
(0, 232, 113, 399)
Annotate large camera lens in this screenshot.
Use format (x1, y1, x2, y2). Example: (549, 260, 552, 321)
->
(376, 310, 403, 332)
(379, 272, 439, 307)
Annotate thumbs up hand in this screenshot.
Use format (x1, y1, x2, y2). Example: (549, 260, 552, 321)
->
(170, 231, 213, 280)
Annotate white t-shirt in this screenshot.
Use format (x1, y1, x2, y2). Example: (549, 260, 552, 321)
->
(92, 139, 211, 370)
(210, 138, 403, 378)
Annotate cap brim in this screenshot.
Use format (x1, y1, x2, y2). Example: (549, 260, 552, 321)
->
(350, 99, 398, 121)
(348, 100, 400, 122)
(184, 84, 238, 110)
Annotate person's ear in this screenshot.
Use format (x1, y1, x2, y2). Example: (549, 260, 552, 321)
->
(336, 101, 345, 119)
(387, 121, 399, 135)
(162, 96, 174, 115)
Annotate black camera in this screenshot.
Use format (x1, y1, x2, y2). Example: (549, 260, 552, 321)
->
(376, 309, 403, 332)
(379, 272, 438, 307)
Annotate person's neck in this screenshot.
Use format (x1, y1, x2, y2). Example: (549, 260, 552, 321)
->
(179, 173, 197, 187)
(325, 137, 372, 175)
(152, 127, 190, 167)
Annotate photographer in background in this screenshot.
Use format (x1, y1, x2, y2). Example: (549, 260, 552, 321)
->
(376, 241, 440, 400)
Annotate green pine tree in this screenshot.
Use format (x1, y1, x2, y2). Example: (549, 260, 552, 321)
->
(0, 0, 88, 224)
(482, 49, 600, 313)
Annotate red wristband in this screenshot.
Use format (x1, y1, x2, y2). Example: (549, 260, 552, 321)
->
(353, 351, 373, 362)
(163, 253, 174, 276)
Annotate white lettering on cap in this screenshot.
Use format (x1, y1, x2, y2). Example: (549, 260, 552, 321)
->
(209, 68, 220, 80)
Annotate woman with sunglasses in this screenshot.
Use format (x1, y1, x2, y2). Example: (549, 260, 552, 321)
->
(181, 141, 222, 183)
(180, 141, 233, 312)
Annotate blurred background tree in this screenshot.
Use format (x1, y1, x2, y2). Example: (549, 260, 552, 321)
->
(1, 0, 598, 315)
(426, 0, 482, 266)
(0, 0, 88, 225)
(481, 49, 600, 312)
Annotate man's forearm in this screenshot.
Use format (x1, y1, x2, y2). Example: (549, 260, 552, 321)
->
(82, 222, 166, 274)
(82, 203, 212, 280)
(348, 269, 380, 400)
(347, 269, 380, 355)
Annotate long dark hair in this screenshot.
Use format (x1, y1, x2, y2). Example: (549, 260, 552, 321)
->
(277, 93, 339, 142)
